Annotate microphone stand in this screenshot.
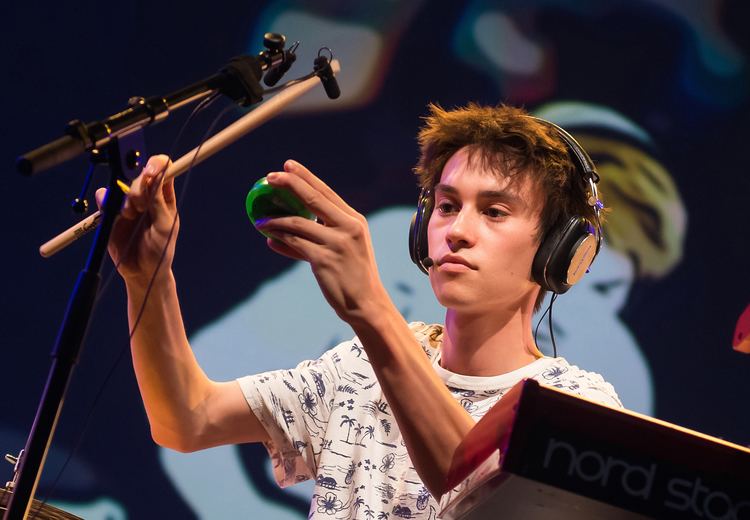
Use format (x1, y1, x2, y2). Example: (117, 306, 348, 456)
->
(3, 131, 140, 520)
(3, 57, 339, 520)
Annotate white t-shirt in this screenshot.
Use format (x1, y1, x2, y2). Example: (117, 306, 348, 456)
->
(237, 323, 622, 519)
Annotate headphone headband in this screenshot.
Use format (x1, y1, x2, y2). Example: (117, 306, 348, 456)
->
(408, 114, 604, 294)
(527, 116, 603, 221)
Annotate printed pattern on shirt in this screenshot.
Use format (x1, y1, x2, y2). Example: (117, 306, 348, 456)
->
(238, 322, 622, 519)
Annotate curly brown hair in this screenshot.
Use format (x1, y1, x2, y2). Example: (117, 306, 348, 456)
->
(414, 103, 601, 311)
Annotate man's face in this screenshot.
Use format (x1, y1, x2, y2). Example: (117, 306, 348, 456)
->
(427, 147, 543, 313)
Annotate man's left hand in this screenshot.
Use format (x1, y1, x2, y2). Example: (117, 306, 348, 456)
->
(257, 160, 390, 326)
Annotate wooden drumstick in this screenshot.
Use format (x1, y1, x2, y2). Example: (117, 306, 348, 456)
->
(39, 60, 340, 258)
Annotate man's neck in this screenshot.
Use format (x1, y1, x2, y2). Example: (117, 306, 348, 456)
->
(440, 307, 540, 377)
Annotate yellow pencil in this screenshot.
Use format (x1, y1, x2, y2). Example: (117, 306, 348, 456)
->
(116, 179, 131, 194)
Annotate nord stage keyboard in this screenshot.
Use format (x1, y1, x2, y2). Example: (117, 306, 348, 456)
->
(441, 379, 750, 519)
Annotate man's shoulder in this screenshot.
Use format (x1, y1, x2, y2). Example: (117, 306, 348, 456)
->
(283, 322, 442, 381)
(530, 357, 624, 409)
(408, 321, 444, 350)
(333, 321, 443, 359)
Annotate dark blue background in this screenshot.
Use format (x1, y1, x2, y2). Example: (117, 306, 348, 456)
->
(3, 1, 749, 517)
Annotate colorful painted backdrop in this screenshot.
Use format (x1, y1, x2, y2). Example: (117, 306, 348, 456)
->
(3, 1, 749, 517)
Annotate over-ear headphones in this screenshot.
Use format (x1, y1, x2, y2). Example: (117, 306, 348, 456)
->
(408, 116, 603, 295)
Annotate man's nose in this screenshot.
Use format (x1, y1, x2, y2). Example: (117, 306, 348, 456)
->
(446, 208, 476, 249)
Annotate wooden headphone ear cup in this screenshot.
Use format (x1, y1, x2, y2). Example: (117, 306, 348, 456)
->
(533, 217, 595, 294)
(565, 233, 598, 286)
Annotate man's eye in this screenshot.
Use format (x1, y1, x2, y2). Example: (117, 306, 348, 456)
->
(485, 207, 508, 218)
(437, 202, 456, 214)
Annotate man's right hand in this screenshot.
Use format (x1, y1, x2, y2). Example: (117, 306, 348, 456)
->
(95, 154, 178, 285)
(95, 154, 270, 451)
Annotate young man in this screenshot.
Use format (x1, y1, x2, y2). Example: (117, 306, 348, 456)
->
(100, 103, 621, 518)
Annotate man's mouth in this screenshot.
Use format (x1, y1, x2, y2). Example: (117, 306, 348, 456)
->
(437, 254, 476, 270)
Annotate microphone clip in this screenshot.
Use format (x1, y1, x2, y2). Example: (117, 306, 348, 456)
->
(261, 33, 299, 87)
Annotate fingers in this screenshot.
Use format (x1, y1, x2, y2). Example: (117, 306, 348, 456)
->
(282, 160, 355, 215)
(266, 237, 307, 261)
(95, 187, 107, 211)
(121, 155, 173, 220)
(266, 167, 360, 227)
(95, 185, 136, 223)
(162, 175, 176, 205)
(94, 186, 138, 259)
(258, 215, 343, 264)
(260, 160, 371, 265)
(257, 215, 333, 246)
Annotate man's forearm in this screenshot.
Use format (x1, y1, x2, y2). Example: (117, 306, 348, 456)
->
(125, 271, 214, 451)
(350, 299, 475, 497)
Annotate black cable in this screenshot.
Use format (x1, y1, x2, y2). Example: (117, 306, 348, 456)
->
(124, 100, 237, 342)
(534, 297, 551, 354)
(29, 92, 221, 519)
(97, 91, 221, 298)
(32, 69, 316, 512)
(548, 293, 559, 358)
(534, 293, 559, 358)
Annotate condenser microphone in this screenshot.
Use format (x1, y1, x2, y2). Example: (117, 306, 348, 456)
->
(422, 257, 434, 268)
(313, 56, 341, 99)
